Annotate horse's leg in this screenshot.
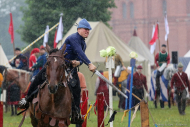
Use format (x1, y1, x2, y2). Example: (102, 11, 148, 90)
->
(30, 112, 38, 127)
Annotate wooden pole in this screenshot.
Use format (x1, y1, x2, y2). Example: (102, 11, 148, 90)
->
(125, 88, 141, 101)
(12, 41, 15, 56)
(167, 38, 170, 54)
(8, 22, 59, 63)
(140, 101, 149, 127)
(157, 22, 161, 52)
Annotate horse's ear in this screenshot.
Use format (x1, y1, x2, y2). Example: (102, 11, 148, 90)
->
(46, 44, 51, 53)
(61, 43, 66, 54)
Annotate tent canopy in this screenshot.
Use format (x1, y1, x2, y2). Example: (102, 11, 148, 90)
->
(185, 62, 190, 79)
(57, 18, 146, 63)
(184, 50, 190, 57)
(0, 44, 11, 68)
(128, 30, 154, 65)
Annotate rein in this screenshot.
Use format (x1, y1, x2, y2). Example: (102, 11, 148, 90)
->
(46, 53, 75, 86)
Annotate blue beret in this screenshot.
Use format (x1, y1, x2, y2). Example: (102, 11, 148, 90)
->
(77, 19, 92, 30)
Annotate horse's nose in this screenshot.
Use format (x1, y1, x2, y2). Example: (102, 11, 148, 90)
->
(48, 84, 58, 94)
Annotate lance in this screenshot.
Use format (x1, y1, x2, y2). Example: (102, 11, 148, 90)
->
(94, 70, 128, 99)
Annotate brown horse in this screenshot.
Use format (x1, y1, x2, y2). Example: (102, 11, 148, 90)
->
(2, 68, 32, 114)
(28, 45, 72, 127)
(3, 68, 32, 93)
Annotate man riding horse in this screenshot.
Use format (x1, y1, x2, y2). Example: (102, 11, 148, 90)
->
(19, 19, 96, 125)
(155, 44, 170, 108)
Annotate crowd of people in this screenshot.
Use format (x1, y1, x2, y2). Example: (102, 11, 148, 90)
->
(95, 45, 190, 116)
(4, 45, 47, 116)
(0, 18, 189, 127)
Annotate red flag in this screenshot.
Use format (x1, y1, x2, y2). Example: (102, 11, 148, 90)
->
(8, 13, 14, 44)
(149, 24, 158, 45)
(53, 29, 57, 48)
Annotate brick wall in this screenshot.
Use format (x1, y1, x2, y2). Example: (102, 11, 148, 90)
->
(109, 0, 190, 56)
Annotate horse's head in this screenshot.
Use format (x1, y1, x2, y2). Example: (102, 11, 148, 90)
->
(45, 44, 66, 94)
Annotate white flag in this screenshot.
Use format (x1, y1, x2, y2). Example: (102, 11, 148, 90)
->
(150, 25, 156, 54)
(56, 15, 63, 43)
(164, 14, 169, 41)
(43, 25, 49, 47)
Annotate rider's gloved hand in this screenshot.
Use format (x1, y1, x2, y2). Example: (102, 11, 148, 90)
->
(88, 63, 96, 72)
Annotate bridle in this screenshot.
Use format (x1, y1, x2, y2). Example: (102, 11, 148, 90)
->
(45, 54, 68, 87)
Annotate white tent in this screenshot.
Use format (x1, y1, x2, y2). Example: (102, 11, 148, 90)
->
(0, 43, 11, 67)
(184, 50, 190, 57)
(57, 18, 150, 100)
(185, 62, 190, 79)
(128, 30, 154, 65)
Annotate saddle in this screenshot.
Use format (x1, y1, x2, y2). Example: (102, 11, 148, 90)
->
(33, 92, 71, 127)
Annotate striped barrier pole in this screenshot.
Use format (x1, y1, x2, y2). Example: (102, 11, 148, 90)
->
(0, 101, 3, 127)
(81, 90, 88, 127)
(128, 58, 136, 127)
(97, 93, 104, 127)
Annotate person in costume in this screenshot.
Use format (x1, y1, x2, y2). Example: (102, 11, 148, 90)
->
(171, 63, 190, 115)
(19, 19, 96, 126)
(155, 44, 170, 108)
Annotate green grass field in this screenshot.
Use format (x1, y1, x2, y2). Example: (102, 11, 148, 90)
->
(3, 101, 190, 127)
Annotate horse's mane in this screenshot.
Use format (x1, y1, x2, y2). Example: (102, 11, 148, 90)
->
(7, 68, 31, 74)
(49, 48, 59, 55)
(163, 66, 176, 80)
(0, 65, 6, 73)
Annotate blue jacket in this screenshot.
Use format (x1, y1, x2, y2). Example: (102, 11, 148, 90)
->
(60, 32, 91, 66)
(32, 53, 47, 77)
(10, 54, 28, 70)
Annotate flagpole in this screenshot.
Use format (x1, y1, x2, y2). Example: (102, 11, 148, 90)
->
(157, 21, 161, 52)
(167, 38, 169, 54)
(12, 41, 15, 56)
(8, 22, 59, 63)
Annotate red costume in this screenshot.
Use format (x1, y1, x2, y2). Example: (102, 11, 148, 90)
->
(29, 48, 39, 68)
(155, 51, 170, 67)
(95, 72, 109, 106)
(132, 72, 148, 91)
(171, 72, 190, 92)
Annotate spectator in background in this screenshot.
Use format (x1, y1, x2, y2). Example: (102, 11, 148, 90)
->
(132, 65, 148, 109)
(113, 54, 126, 86)
(29, 48, 39, 70)
(0, 73, 3, 98)
(9, 48, 28, 70)
(118, 68, 129, 110)
(78, 72, 87, 91)
(8, 48, 27, 115)
(95, 70, 109, 110)
(171, 63, 190, 115)
(30, 46, 47, 77)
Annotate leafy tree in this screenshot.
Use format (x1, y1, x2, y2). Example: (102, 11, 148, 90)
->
(19, 0, 116, 47)
(0, 0, 26, 56)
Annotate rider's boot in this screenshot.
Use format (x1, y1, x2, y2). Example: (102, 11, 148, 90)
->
(71, 110, 84, 124)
